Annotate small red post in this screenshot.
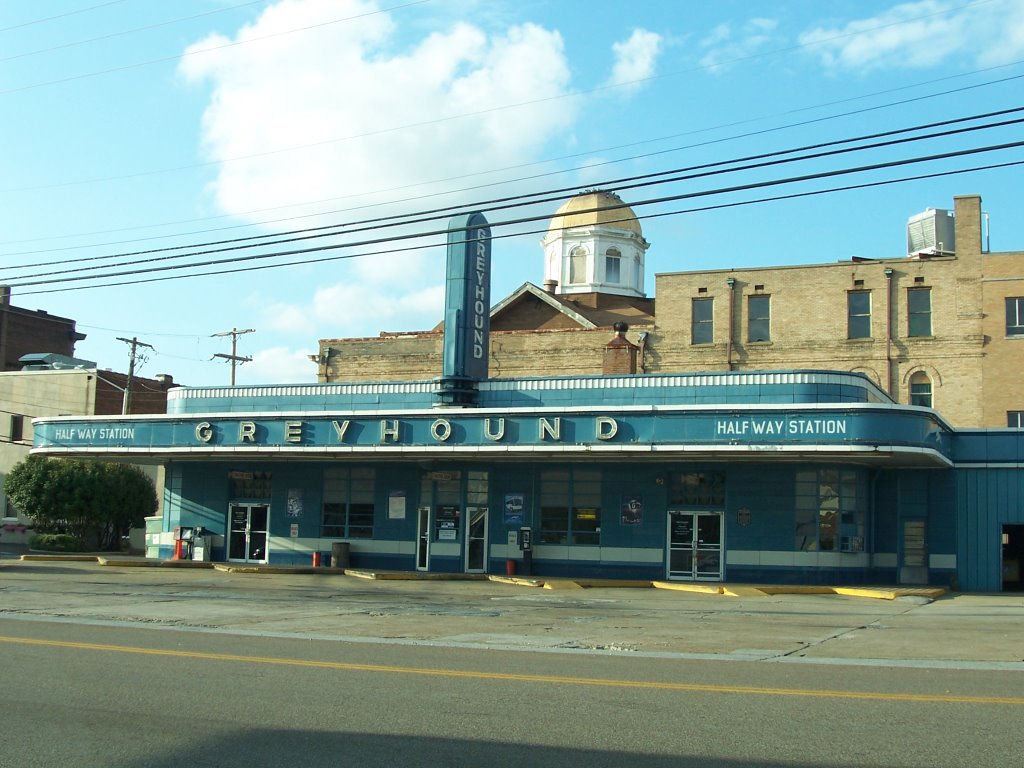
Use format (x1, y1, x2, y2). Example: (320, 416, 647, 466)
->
(505, 559, 516, 576)
(312, 552, 321, 567)
(173, 540, 184, 560)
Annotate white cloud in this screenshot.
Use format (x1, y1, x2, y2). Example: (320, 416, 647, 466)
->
(244, 346, 319, 384)
(311, 281, 446, 334)
(179, 0, 574, 229)
(177, 0, 586, 361)
(799, 0, 1024, 73)
(606, 29, 663, 92)
(699, 18, 779, 73)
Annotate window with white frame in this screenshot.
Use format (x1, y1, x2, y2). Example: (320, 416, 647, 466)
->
(605, 247, 621, 284)
(909, 371, 933, 408)
(847, 291, 871, 339)
(748, 294, 771, 342)
(1008, 411, 1024, 428)
(1006, 297, 1024, 337)
(691, 298, 713, 344)
(908, 287, 932, 337)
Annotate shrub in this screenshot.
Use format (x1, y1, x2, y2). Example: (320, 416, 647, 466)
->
(29, 533, 86, 552)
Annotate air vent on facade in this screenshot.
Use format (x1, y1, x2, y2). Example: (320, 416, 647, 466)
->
(907, 208, 955, 256)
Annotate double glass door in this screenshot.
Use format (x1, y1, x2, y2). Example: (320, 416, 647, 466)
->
(228, 502, 268, 563)
(667, 510, 723, 581)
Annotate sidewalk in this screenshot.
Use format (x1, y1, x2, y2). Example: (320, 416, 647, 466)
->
(3, 554, 1023, 668)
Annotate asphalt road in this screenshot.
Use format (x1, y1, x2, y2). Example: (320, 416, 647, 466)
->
(2, 559, 1024, 767)
(3, 616, 1022, 768)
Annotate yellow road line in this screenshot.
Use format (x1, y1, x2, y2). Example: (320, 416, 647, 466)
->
(2, 634, 1021, 706)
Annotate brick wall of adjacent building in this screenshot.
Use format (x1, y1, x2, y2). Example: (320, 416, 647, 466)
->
(317, 194, 1018, 427)
(0, 291, 85, 372)
(322, 326, 651, 382)
(647, 195, 1002, 426)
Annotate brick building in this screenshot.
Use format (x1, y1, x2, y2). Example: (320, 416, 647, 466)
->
(0, 286, 86, 371)
(315, 192, 1021, 428)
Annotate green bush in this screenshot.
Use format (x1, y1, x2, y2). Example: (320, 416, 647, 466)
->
(29, 533, 86, 552)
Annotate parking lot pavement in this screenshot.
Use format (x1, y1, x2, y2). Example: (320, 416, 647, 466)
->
(2, 557, 1023, 668)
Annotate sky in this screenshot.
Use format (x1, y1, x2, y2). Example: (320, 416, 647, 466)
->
(1, 0, 1022, 387)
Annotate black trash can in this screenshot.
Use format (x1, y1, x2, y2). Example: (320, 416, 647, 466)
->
(331, 541, 350, 568)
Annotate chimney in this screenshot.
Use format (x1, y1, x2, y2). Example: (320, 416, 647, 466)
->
(603, 322, 638, 375)
(0, 285, 10, 307)
(543, 279, 558, 294)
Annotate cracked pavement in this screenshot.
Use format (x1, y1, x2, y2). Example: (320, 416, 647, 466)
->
(1, 559, 1023, 667)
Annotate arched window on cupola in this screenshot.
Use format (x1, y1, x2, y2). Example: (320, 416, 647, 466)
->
(605, 247, 622, 284)
(569, 246, 588, 284)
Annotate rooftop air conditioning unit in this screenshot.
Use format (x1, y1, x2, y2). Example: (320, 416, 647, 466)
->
(907, 208, 955, 257)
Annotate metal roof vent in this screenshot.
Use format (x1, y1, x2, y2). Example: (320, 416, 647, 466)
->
(907, 208, 955, 257)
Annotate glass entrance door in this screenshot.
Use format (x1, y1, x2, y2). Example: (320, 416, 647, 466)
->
(416, 506, 430, 571)
(667, 510, 723, 581)
(465, 506, 488, 573)
(228, 503, 269, 563)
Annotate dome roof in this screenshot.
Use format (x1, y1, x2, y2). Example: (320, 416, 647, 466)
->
(547, 191, 643, 237)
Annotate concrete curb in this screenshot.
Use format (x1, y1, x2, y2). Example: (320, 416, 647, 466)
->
(14, 554, 946, 600)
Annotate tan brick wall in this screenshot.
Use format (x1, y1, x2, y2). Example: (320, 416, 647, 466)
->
(322, 327, 644, 382)
(980, 248, 1024, 426)
(649, 196, 995, 426)
(318, 195, 1017, 427)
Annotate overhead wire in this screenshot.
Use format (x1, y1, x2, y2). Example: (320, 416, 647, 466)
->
(0, 1, 268, 63)
(3, 109, 1022, 283)
(1, 0, 1015, 230)
(10, 140, 1024, 294)
(3, 66, 1021, 259)
(0, 1, 128, 34)
(16, 156, 1024, 299)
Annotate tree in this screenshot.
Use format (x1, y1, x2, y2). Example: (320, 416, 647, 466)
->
(4, 456, 157, 550)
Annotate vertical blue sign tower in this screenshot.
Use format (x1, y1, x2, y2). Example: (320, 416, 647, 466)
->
(436, 212, 491, 406)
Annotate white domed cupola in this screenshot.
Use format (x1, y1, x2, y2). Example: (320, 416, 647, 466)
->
(542, 190, 650, 297)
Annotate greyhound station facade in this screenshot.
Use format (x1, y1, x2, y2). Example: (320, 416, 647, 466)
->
(28, 214, 1024, 591)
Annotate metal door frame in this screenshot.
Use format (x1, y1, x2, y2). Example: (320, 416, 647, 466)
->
(416, 506, 430, 571)
(464, 505, 489, 573)
(227, 502, 269, 564)
(666, 509, 724, 582)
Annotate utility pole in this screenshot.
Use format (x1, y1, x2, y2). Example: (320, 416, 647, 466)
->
(212, 328, 254, 385)
(116, 336, 154, 414)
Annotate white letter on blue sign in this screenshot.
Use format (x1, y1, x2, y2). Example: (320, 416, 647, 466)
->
(596, 417, 618, 440)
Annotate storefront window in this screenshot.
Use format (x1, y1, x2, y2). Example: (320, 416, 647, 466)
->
(539, 468, 602, 545)
(794, 468, 866, 552)
(322, 467, 375, 538)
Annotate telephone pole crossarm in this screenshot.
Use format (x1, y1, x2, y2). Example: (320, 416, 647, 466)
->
(211, 328, 255, 385)
(116, 336, 155, 415)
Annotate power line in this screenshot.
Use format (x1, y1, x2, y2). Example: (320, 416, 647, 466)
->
(0, 0, 128, 34)
(17, 157, 1024, 300)
(3, 110, 1021, 283)
(11, 147, 1024, 295)
(0, 1, 267, 63)
(2, 2, 1015, 199)
(0, 0, 432, 97)
(3, 65, 1021, 254)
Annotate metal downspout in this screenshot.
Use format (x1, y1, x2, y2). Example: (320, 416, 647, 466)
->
(885, 268, 895, 397)
(726, 277, 736, 371)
